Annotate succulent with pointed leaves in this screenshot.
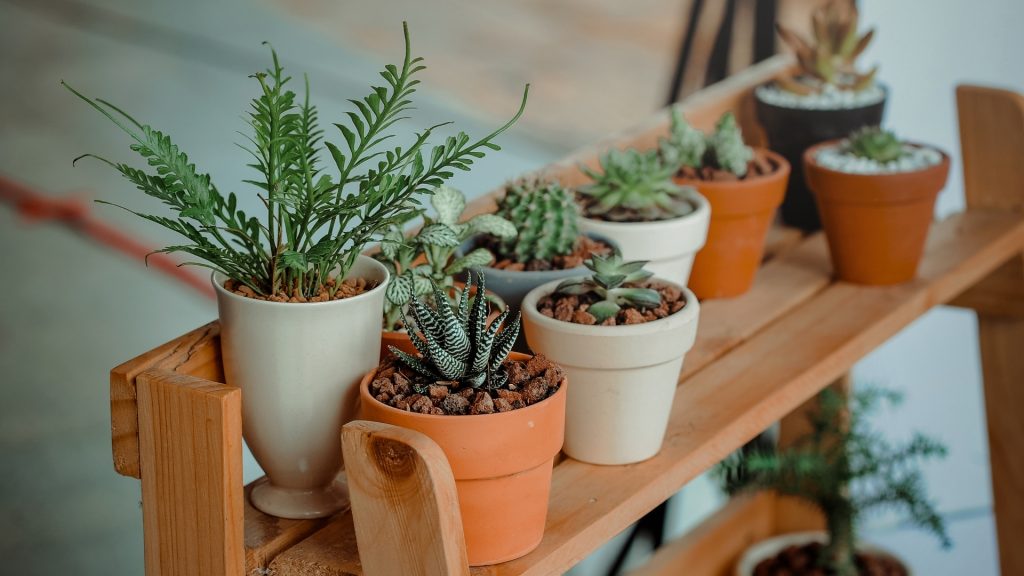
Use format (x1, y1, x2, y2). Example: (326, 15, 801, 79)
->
(390, 271, 521, 392)
(662, 110, 753, 177)
(494, 179, 579, 263)
(554, 252, 662, 323)
(845, 126, 905, 163)
(377, 185, 516, 331)
(579, 148, 696, 222)
(659, 107, 707, 171)
(706, 112, 754, 177)
(775, 0, 877, 95)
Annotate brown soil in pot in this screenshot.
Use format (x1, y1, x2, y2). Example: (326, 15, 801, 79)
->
(677, 148, 779, 182)
(369, 355, 563, 415)
(753, 542, 907, 576)
(536, 281, 687, 326)
(483, 235, 613, 271)
(224, 277, 373, 302)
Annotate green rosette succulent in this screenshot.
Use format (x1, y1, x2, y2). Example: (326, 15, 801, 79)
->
(554, 251, 661, 323)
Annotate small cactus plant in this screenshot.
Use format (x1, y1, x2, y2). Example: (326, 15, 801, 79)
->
(846, 126, 906, 163)
(775, 0, 877, 95)
(494, 179, 579, 263)
(390, 272, 521, 392)
(579, 148, 696, 222)
(554, 251, 662, 323)
(661, 109, 754, 177)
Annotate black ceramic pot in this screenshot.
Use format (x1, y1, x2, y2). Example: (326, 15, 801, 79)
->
(755, 85, 887, 231)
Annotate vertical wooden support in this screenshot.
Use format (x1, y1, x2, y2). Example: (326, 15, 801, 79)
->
(958, 84, 1024, 576)
(137, 369, 244, 576)
(342, 420, 470, 576)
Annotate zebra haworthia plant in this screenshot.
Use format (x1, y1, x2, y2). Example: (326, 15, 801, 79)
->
(390, 272, 521, 392)
(554, 251, 661, 323)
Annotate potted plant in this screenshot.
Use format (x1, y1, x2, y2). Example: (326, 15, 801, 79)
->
(521, 252, 700, 465)
(719, 388, 950, 575)
(575, 146, 710, 285)
(803, 127, 950, 285)
(377, 185, 515, 354)
(359, 272, 567, 565)
(462, 178, 615, 349)
(756, 0, 885, 231)
(665, 110, 790, 299)
(66, 24, 528, 519)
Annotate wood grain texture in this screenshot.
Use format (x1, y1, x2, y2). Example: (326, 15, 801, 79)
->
(111, 321, 222, 478)
(243, 482, 334, 572)
(949, 257, 1024, 317)
(958, 82, 1024, 576)
(342, 421, 469, 576)
(266, 212, 1024, 576)
(137, 369, 243, 576)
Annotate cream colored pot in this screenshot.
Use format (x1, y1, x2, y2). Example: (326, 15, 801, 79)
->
(213, 255, 388, 519)
(736, 532, 911, 576)
(521, 278, 700, 465)
(577, 189, 710, 286)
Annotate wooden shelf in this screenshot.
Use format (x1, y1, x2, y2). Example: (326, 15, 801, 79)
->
(108, 58, 1024, 576)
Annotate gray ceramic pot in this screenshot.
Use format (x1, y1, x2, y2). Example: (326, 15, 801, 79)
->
(461, 234, 617, 351)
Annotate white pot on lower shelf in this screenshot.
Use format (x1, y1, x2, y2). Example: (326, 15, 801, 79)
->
(521, 278, 700, 465)
(213, 255, 389, 519)
(576, 189, 710, 286)
(736, 531, 911, 576)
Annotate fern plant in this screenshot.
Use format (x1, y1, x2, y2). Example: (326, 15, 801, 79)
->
(493, 179, 579, 263)
(64, 23, 528, 299)
(390, 271, 520, 392)
(553, 251, 661, 323)
(716, 388, 950, 576)
(661, 109, 753, 177)
(579, 148, 695, 222)
(377, 185, 515, 331)
(846, 127, 906, 163)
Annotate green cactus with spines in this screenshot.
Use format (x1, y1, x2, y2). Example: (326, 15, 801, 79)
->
(390, 271, 520, 392)
(579, 148, 696, 222)
(846, 127, 906, 163)
(554, 251, 662, 323)
(494, 179, 579, 264)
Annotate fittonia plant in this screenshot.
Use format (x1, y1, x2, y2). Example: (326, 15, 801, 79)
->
(845, 127, 906, 163)
(494, 179, 579, 264)
(390, 272, 520, 392)
(65, 23, 527, 299)
(553, 252, 661, 323)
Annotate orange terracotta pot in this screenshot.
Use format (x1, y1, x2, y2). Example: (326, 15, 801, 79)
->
(804, 142, 951, 285)
(358, 352, 567, 566)
(678, 149, 790, 299)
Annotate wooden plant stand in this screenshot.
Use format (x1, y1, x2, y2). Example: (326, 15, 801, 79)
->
(108, 56, 1024, 576)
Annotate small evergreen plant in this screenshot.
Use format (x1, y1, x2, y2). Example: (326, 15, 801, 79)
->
(716, 388, 950, 576)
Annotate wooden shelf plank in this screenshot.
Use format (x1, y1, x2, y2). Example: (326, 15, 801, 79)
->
(266, 211, 1024, 575)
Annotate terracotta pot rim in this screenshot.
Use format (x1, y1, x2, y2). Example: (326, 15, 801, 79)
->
(212, 255, 390, 308)
(521, 277, 699, 336)
(804, 140, 951, 179)
(673, 148, 791, 191)
(754, 81, 890, 111)
(360, 351, 568, 423)
(579, 188, 711, 229)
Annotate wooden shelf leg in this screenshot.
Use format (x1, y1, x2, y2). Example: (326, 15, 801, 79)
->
(137, 369, 244, 576)
(342, 420, 470, 576)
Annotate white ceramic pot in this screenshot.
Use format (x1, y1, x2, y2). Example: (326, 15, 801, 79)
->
(577, 189, 710, 285)
(213, 255, 389, 519)
(521, 278, 700, 465)
(736, 531, 910, 576)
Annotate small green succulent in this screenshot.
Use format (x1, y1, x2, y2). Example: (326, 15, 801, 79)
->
(554, 251, 662, 323)
(661, 109, 753, 177)
(579, 148, 696, 222)
(494, 179, 579, 263)
(390, 271, 520, 392)
(377, 185, 516, 331)
(846, 127, 906, 163)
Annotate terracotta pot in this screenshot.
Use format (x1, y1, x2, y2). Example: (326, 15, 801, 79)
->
(577, 188, 710, 286)
(358, 352, 567, 566)
(521, 279, 700, 465)
(804, 142, 950, 285)
(213, 255, 389, 519)
(736, 531, 911, 576)
(679, 149, 790, 299)
(756, 85, 888, 231)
